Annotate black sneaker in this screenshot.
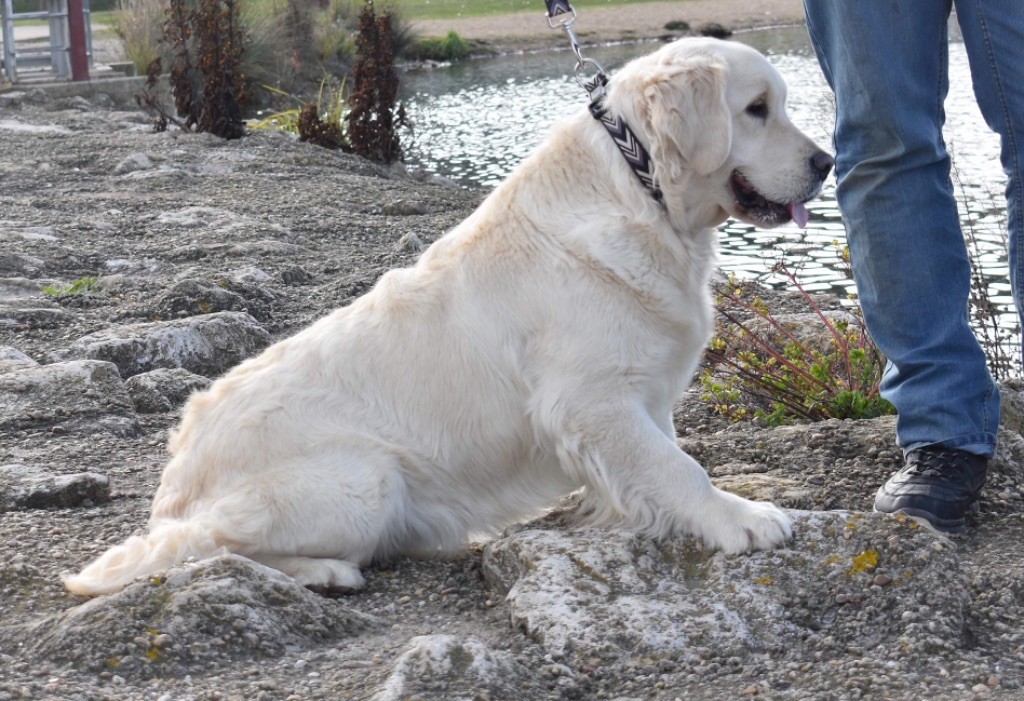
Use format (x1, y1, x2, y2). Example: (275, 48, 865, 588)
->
(873, 446, 988, 534)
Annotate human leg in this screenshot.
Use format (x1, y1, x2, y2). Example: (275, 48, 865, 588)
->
(954, 0, 1024, 356)
(803, 0, 999, 456)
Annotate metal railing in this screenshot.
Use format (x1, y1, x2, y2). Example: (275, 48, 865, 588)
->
(1, 0, 93, 83)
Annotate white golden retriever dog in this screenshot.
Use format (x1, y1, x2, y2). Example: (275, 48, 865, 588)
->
(66, 38, 833, 596)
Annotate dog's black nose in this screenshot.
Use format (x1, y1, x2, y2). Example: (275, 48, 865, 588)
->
(811, 151, 835, 179)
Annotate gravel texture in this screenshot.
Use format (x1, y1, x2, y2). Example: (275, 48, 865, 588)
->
(1, 80, 1024, 701)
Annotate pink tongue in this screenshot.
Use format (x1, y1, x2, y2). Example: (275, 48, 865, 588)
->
(788, 202, 809, 228)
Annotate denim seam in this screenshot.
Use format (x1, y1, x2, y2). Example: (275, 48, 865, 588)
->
(937, 17, 948, 148)
(937, 13, 963, 257)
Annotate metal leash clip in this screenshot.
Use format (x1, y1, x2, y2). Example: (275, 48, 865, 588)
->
(545, 0, 576, 27)
(542, 0, 663, 203)
(544, 0, 606, 87)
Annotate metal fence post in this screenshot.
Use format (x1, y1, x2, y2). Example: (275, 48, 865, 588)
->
(66, 0, 89, 80)
(1, 0, 15, 83)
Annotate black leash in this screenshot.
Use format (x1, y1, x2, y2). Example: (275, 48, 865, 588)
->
(544, 0, 663, 203)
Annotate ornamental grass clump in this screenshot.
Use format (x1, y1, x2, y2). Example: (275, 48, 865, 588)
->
(700, 263, 894, 426)
(114, 0, 166, 76)
(249, 79, 349, 150)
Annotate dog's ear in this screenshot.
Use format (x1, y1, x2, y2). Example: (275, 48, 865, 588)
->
(641, 55, 731, 180)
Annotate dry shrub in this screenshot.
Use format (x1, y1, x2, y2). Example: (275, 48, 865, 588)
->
(137, 0, 247, 140)
(701, 265, 893, 426)
(346, 1, 404, 164)
(297, 103, 345, 149)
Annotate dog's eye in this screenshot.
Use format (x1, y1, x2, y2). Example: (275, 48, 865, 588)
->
(745, 99, 769, 120)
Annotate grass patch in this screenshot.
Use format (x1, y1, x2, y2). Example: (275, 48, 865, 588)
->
(14, 9, 116, 28)
(244, 0, 677, 21)
(405, 30, 469, 61)
(90, 9, 118, 25)
(41, 277, 101, 296)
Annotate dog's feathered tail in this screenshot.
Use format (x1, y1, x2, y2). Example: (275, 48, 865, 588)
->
(62, 519, 225, 596)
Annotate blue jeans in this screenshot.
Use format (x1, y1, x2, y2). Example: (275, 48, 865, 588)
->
(803, 0, 1024, 457)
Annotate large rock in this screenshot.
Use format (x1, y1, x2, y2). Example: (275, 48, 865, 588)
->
(1000, 379, 1024, 436)
(0, 252, 46, 277)
(0, 464, 110, 512)
(51, 311, 269, 379)
(676, 416, 900, 513)
(372, 635, 547, 701)
(678, 415, 1024, 516)
(125, 367, 212, 413)
(0, 345, 37, 372)
(0, 277, 46, 300)
(26, 555, 375, 678)
(0, 304, 76, 330)
(483, 510, 967, 696)
(0, 359, 140, 436)
(152, 279, 251, 319)
(155, 206, 239, 228)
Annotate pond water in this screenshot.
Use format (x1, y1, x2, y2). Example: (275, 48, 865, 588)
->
(399, 25, 1013, 333)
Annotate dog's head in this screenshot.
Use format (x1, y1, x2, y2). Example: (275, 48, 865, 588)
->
(611, 38, 832, 229)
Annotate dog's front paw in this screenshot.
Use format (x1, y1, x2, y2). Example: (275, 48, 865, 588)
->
(694, 488, 792, 554)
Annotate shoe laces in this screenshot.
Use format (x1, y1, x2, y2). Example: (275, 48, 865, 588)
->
(904, 447, 980, 481)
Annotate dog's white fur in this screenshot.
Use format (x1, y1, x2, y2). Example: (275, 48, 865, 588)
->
(65, 38, 829, 596)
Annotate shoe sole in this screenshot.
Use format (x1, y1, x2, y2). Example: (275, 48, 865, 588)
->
(872, 505, 967, 535)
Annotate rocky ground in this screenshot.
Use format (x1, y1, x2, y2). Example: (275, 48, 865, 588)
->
(3, 82, 1024, 701)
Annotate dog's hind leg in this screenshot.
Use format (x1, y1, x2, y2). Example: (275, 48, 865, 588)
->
(234, 436, 416, 588)
(248, 554, 365, 592)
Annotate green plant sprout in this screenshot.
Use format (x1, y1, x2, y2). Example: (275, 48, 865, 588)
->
(41, 277, 101, 296)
